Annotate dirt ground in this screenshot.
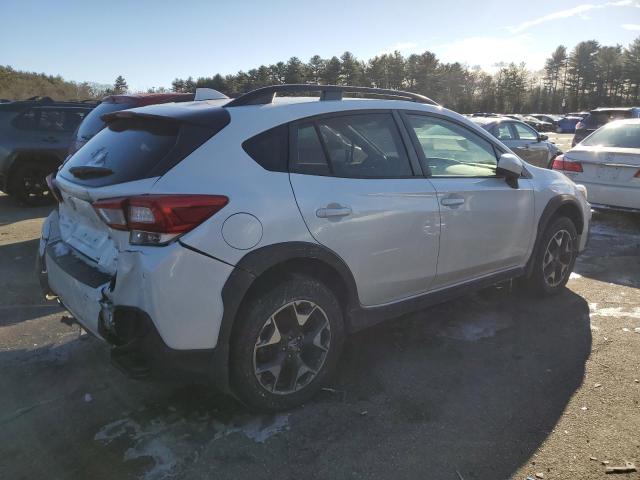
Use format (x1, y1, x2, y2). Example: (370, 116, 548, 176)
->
(1, 161, 639, 480)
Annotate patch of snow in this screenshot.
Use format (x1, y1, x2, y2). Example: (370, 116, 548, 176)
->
(438, 313, 511, 341)
(94, 411, 290, 480)
(590, 305, 640, 319)
(569, 272, 582, 280)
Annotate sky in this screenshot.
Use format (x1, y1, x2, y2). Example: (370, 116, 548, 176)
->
(1, 0, 639, 92)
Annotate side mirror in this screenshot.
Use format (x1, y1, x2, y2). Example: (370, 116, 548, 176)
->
(497, 153, 523, 188)
(539, 133, 548, 141)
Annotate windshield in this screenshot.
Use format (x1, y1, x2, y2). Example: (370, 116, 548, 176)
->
(582, 122, 640, 148)
(75, 101, 132, 141)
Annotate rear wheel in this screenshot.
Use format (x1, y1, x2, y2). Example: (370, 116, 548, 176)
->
(524, 216, 578, 296)
(8, 160, 57, 206)
(230, 275, 344, 411)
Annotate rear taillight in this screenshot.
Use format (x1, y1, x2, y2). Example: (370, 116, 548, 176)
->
(93, 195, 229, 245)
(551, 155, 583, 173)
(635, 170, 640, 178)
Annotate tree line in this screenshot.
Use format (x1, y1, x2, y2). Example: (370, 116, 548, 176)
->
(0, 67, 127, 102)
(3, 37, 639, 114)
(167, 37, 640, 114)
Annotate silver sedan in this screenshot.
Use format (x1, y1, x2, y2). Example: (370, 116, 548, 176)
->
(471, 116, 562, 168)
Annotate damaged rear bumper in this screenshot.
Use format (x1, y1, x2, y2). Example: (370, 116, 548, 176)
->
(38, 211, 236, 386)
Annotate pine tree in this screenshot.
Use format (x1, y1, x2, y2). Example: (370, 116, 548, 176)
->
(113, 75, 128, 94)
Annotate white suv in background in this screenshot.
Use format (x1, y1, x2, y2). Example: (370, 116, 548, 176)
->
(38, 85, 591, 411)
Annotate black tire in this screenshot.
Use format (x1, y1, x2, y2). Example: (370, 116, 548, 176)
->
(8, 160, 56, 206)
(524, 216, 578, 296)
(230, 275, 345, 411)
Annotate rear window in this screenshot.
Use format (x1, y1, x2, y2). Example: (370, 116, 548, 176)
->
(60, 118, 178, 187)
(582, 122, 640, 148)
(76, 102, 132, 141)
(589, 111, 632, 127)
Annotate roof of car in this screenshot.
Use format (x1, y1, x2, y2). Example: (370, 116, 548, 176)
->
(469, 116, 515, 126)
(591, 107, 639, 113)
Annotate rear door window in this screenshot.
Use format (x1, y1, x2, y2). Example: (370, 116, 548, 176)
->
(492, 123, 515, 141)
(60, 118, 179, 187)
(294, 123, 331, 176)
(315, 113, 412, 178)
(37, 109, 86, 132)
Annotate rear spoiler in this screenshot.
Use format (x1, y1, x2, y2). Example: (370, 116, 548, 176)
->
(101, 102, 231, 130)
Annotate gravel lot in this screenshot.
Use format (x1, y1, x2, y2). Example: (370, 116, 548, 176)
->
(1, 157, 639, 480)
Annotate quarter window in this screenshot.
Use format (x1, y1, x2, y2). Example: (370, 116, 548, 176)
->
(406, 115, 497, 177)
(513, 123, 538, 141)
(242, 124, 289, 172)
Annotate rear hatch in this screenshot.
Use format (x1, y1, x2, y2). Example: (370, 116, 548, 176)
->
(54, 102, 231, 274)
(566, 148, 640, 185)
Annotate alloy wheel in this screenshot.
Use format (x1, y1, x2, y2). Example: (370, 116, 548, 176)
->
(253, 300, 331, 395)
(542, 229, 574, 288)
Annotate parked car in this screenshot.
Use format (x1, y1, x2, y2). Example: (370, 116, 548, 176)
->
(471, 116, 561, 168)
(557, 116, 583, 133)
(0, 97, 96, 204)
(530, 114, 563, 130)
(572, 107, 640, 147)
(68, 92, 195, 156)
(38, 84, 591, 411)
(553, 119, 640, 211)
(502, 114, 551, 132)
(522, 115, 553, 132)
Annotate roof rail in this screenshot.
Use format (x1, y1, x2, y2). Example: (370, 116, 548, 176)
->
(224, 84, 438, 107)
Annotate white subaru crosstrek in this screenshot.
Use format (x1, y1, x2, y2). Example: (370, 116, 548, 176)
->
(38, 85, 591, 411)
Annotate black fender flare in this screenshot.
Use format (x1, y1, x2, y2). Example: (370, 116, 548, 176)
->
(525, 194, 585, 277)
(210, 241, 359, 392)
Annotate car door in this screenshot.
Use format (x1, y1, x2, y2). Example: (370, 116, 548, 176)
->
(401, 112, 534, 290)
(289, 111, 441, 306)
(511, 122, 548, 167)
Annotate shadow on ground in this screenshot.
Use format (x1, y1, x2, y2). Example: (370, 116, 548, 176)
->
(574, 210, 640, 289)
(0, 193, 53, 226)
(0, 285, 591, 480)
(0, 238, 61, 325)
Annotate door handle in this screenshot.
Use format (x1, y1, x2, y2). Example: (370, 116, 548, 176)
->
(316, 205, 352, 218)
(440, 197, 465, 207)
(42, 136, 58, 143)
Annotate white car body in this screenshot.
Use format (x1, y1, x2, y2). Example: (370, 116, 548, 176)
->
(555, 119, 640, 212)
(38, 85, 591, 401)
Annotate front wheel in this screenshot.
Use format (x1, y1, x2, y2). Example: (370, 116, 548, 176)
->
(524, 216, 578, 296)
(230, 275, 345, 411)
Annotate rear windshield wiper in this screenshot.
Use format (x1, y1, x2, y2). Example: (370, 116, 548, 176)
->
(68, 166, 114, 179)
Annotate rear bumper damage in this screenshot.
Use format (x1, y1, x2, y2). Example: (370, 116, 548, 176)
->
(38, 210, 235, 385)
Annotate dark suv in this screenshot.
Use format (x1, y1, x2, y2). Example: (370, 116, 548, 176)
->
(572, 107, 640, 146)
(0, 97, 97, 204)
